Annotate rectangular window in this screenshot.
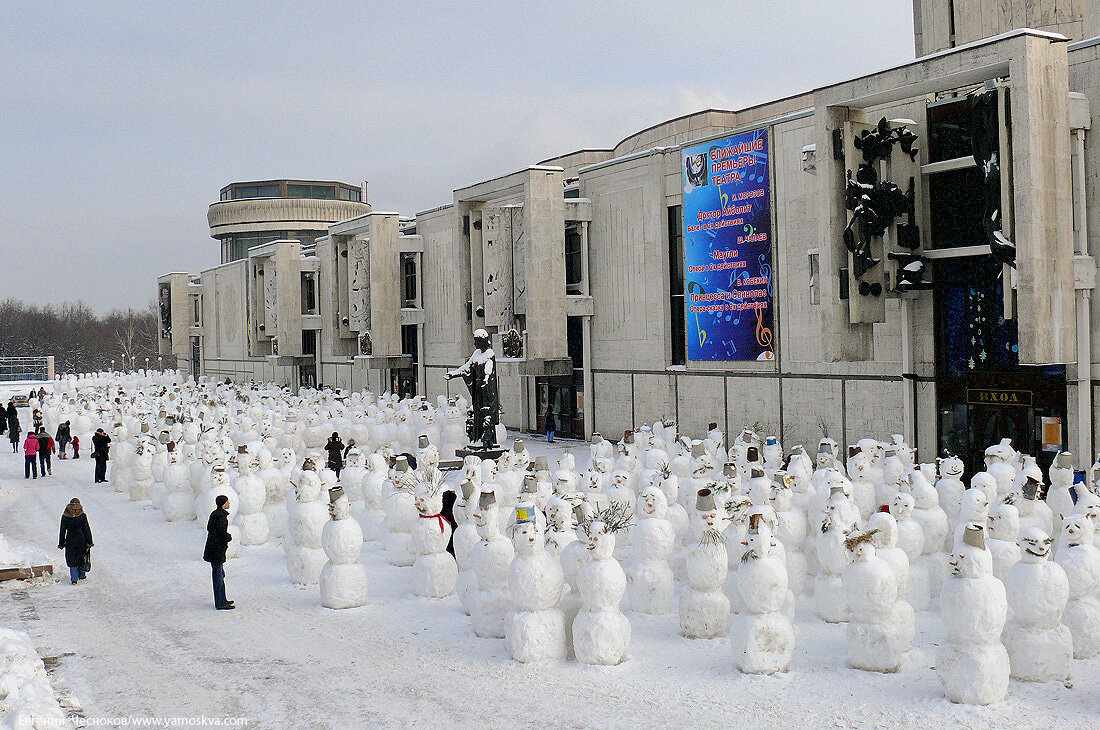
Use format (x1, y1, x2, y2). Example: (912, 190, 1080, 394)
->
(402, 253, 418, 307)
(667, 206, 686, 366)
(287, 184, 309, 198)
(301, 329, 317, 356)
(808, 249, 820, 305)
(565, 224, 583, 294)
(401, 324, 419, 364)
(192, 295, 202, 326)
(301, 272, 317, 315)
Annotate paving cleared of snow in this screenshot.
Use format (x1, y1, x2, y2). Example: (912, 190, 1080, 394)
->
(0, 432, 1096, 729)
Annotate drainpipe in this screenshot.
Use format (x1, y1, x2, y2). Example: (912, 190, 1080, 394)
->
(1074, 126, 1092, 470)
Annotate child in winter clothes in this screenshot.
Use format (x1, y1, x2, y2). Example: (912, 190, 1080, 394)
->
(71, 436, 80, 459)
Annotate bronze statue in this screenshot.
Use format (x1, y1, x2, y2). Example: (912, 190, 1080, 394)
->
(444, 328, 500, 449)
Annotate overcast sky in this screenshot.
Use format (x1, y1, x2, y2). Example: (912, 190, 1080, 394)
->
(0, 1, 915, 313)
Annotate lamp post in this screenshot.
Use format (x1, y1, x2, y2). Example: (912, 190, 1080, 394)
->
(158, 356, 163, 371)
(110, 359, 115, 373)
(145, 357, 150, 372)
(121, 354, 127, 372)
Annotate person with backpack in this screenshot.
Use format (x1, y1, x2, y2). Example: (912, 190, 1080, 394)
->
(23, 431, 39, 479)
(37, 429, 54, 476)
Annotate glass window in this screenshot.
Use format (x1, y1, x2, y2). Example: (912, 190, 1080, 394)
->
(401, 324, 419, 363)
(286, 184, 309, 198)
(301, 272, 317, 315)
(402, 253, 418, 307)
(668, 206, 686, 366)
(310, 185, 335, 199)
(929, 167, 985, 249)
(565, 224, 583, 293)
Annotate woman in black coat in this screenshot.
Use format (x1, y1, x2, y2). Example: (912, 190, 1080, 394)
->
(324, 432, 345, 477)
(7, 415, 20, 453)
(59, 498, 93, 584)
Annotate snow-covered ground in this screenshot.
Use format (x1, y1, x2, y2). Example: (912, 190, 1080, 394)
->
(0, 430, 1097, 729)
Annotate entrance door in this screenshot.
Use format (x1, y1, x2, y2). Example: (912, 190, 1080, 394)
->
(536, 378, 579, 439)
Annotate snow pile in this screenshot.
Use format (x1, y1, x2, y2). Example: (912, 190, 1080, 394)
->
(0, 627, 70, 729)
(0, 536, 50, 572)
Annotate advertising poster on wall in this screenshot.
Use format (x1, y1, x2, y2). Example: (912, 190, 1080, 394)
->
(682, 128, 774, 361)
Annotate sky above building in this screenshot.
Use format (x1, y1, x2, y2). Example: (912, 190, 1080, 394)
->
(0, 1, 915, 312)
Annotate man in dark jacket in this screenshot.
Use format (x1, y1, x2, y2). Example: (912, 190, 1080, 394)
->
(91, 428, 111, 483)
(55, 421, 71, 459)
(203, 495, 235, 610)
(37, 429, 54, 476)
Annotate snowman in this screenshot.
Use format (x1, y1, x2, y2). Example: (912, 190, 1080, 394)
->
(339, 446, 368, 515)
(358, 453, 389, 543)
(1015, 477, 1054, 537)
(573, 507, 632, 666)
(986, 502, 1021, 582)
(286, 461, 328, 585)
(892, 492, 930, 611)
(545, 497, 578, 557)
(768, 474, 807, 596)
(680, 489, 729, 638)
(1054, 513, 1100, 658)
(130, 440, 154, 502)
(383, 458, 418, 567)
(234, 450, 269, 546)
(843, 528, 908, 672)
(815, 487, 854, 623)
(627, 485, 675, 614)
(454, 478, 482, 615)
(411, 468, 457, 598)
(163, 443, 196, 522)
(258, 448, 288, 540)
(469, 491, 514, 639)
(846, 447, 878, 521)
(1047, 452, 1076, 541)
(937, 523, 1010, 705)
(935, 454, 966, 523)
(506, 507, 566, 662)
(1003, 527, 1072, 682)
(730, 514, 794, 674)
(319, 486, 368, 609)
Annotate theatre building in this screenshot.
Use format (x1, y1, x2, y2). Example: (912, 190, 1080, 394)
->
(161, 2, 1100, 474)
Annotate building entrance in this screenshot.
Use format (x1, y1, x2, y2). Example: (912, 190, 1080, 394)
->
(933, 256, 1066, 477)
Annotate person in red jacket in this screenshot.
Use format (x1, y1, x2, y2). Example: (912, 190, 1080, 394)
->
(71, 435, 80, 459)
(23, 432, 39, 479)
(37, 428, 54, 476)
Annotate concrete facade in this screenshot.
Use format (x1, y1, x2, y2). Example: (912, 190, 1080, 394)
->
(162, 4, 1100, 473)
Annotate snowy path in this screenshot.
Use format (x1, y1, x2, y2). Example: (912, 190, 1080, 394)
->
(0, 436, 1097, 729)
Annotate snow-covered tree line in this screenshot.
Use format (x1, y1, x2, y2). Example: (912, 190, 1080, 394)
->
(0, 299, 174, 374)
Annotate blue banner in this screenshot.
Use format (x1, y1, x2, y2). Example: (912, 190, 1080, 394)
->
(682, 129, 774, 361)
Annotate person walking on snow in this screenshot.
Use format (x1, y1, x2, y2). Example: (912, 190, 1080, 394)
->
(204, 495, 235, 610)
(325, 432, 345, 477)
(91, 428, 111, 483)
(55, 421, 71, 459)
(59, 498, 93, 584)
(8, 414, 21, 454)
(23, 431, 39, 479)
(37, 429, 54, 476)
(545, 404, 556, 443)
(71, 435, 80, 459)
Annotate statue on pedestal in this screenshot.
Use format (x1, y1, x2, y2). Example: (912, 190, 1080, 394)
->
(445, 328, 500, 450)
